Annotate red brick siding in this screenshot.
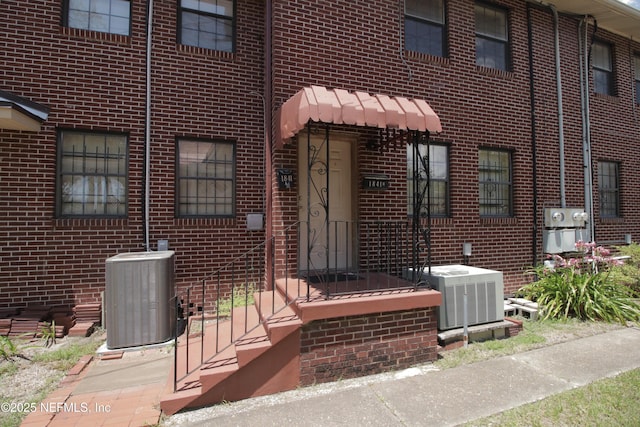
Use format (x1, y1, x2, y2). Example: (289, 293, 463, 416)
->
(299, 308, 438, 385)
(2, 0, 640, 310)
(1, 0, 266, 308)
(271, 0, 640, 294)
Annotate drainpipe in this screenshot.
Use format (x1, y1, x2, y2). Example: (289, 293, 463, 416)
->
(578, 17, 596, 242)
(550, 5, 567, 208)
(399, 0, 413, 81)
(265, 0, 274, 288)
(143, 0, 153, 251)
(526, 4, 539, 266)
(525, 2, 567, 262)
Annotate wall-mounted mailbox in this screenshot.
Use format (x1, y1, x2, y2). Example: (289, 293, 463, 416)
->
(277, 168, 294, 190)
(362, 174, 390, 190)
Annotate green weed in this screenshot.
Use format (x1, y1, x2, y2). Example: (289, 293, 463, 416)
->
(215, 283, 257, 318)
(31, 339, 102, 371)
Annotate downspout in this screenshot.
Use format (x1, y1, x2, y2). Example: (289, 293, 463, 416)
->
(399, 0, 413, 81)
(144, 0, 153, 251)
(526, 4, 539, 266)
(550, 5, 567, 208)
(526, 2, 567, 263)
(578, 16, 596, 242)
(265, 0, 274, 288)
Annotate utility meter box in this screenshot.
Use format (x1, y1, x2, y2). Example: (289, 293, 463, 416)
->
(544, 208, 588, 228)
(543, 229, 580, 253)
(105, 251, 175, 349)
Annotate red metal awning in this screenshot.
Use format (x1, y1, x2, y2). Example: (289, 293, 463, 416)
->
(274, 85, 442, 148)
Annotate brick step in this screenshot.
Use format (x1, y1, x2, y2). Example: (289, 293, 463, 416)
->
(254, 290, 303, 344)
(161, 287, 302, 416)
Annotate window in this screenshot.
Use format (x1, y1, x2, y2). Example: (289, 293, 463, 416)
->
(177, 139, 235, 217)
(407, 144, 449, 217)
(475, 3, 509, 71)
(479, 149, 512, 216)
(57, 130, 128, 217)
(592, 41, 614, 95)
(598, 161, 620, 217)
(179, 0, 235, 52)
(405, 0, 446, 57)
(634, 55, 640, 104)
(63, 0, 131, 36)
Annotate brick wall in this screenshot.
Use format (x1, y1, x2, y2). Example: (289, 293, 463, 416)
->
(1, 0, 266, 308)
(299, 307, 438, 385)
(271, 0, 640, 294)
(2, 0, 640, 310)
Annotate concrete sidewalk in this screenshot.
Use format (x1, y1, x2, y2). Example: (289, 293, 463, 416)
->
(164, 327, 640, 427)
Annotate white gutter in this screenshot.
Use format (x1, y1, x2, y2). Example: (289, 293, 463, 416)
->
(547, 0, 640, 40)
(144, 0, 153, 251)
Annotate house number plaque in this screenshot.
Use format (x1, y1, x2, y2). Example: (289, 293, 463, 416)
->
(362, 174, 390, 191)
(277, 168, 294, 190)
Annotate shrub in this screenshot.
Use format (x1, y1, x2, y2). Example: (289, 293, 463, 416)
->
(519, 241, 640, 324)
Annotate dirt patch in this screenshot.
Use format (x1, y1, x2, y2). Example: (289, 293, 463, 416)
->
(534, 319, 625, 345)
(0, 331, 105, 426)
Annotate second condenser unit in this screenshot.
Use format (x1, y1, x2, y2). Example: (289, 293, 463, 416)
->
(423, 265, 504, 330)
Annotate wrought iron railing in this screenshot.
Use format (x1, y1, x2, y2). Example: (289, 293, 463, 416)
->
(172, 220, 428, 392)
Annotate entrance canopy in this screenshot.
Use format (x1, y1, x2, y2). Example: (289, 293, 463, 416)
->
(275, 85, 441, 148)
(0, 90, 49, 132)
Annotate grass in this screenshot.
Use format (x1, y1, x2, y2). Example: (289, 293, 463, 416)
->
(435, 317, 621, 370)
(466, 368, 640, 426)
(30, 336, 103, 370)
(434, 318, 635, 426)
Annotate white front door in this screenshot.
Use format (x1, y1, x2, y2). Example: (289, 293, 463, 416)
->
(298, 131, 353, 272)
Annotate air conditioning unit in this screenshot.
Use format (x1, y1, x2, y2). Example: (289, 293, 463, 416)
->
(105, 251, 176, 349)
(422, 265, 504, 331)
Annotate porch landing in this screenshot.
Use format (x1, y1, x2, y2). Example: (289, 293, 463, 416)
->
(276, 273, 442, 323)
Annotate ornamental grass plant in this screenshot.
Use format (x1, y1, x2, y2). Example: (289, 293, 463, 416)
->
(519, 241, 640, 324)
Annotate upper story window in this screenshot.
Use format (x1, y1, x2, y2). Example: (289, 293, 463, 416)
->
(179, 0, 235, 52)
(598, 161, 620, 218)
(475, 2, 509, 71)
(57, 130, 128, 218)
(407, 144, 449, 217)
(405, 0, 446, 57)
(177, 139, 235, 217)
(634, 55, 640, 104)
(63, 0, 131, 36)
(592, 41, 614, 96)
(479, 148, 512, 217)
